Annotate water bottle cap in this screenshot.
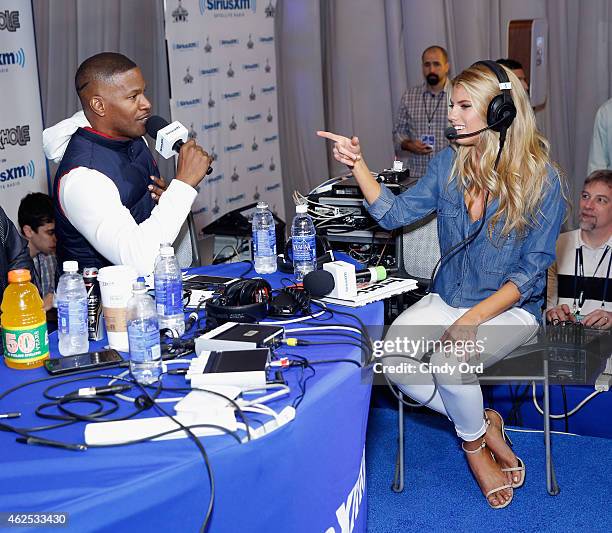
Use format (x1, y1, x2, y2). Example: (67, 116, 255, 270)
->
(256, 202, 268, 209)
(132, 281, 147, 294)
(160, 246, 175, 257)
(63, 260, 79, 273)
(295, 203, 308, 214)
(7, 269, 31, 283)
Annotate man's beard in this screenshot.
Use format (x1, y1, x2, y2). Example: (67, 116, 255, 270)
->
(579, 217, 596, 231)
(426, 73, 440, 86)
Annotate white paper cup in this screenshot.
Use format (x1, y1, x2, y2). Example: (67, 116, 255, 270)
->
(98, 265, 138, 351)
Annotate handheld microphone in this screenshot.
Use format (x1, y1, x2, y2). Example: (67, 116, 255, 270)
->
(146, 115, 213, 175)
(444, 115, 510, 141)
(303, 263, 396, 298)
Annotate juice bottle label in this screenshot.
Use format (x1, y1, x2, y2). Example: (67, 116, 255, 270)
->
(2, 321, 50, 364)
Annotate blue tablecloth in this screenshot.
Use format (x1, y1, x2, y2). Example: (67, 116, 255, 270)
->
(0, 262, 383, 533)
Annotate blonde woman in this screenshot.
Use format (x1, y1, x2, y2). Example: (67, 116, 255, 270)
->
(318, 61, 566, 509)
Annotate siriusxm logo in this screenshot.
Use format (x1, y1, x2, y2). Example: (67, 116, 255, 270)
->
(203, 121, 221, 131)
(227, 193, 246, 204)
(192, 206, 208, 215)
(245, 113, 262, 122)
(0, 10, 20, 32)
(173, 41, 199, 51)
(264, 134, 278, 143)
(224, 143, 243, 153)
(0, 48, 25, 68)
(265, 183, 281, 192)
(206, 174, 224, 184)
(199, 67, 219, 76)
(243, 63, 259, 71)
(176, 98, 201, 108)
(0, 125, 30, 149)
(200, 0, 255, 15)
(0, 160, 35, 183)
(259, 36, 274, 43)
(261, 85, 276, 93)
(247, 163, 263, 172)
(222, 91, 241, 100)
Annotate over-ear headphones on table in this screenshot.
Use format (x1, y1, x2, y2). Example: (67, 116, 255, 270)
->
(472, 59, 516, 133)
(205, 278, 272, 328)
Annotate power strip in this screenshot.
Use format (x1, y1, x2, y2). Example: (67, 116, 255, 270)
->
(84, 411, 237, 445)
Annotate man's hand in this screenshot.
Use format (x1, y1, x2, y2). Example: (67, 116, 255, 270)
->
(582, 309, 611, 330)
(43, 293, 54, 312)
(546, 304, 575, 324)
(174, 140, 211, 188)
(148, 175, 167, 203)
(402, 139, 432, 155)
(316, 131, 362, 167)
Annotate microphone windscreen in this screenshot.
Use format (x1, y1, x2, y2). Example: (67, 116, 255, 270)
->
(303, 269, 335, 297)
(145, 115, 169, 139)
(444, 126, 457, 140)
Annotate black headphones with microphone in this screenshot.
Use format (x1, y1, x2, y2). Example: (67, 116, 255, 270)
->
(205, 278, 272, 329)
(475, 59, 517, 132)
(445, 59, 516, 141)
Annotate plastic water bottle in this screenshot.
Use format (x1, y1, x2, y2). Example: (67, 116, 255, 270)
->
(291, 204, 317, 281)
(154, 245, 185, 335)
(56, 261, 89, 356)
(252, 201, 277, 274)
(127, 281, 162, 384)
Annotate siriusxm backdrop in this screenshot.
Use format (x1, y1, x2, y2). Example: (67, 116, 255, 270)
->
(0, 0, 47, 226)
(164, 0, 285, 238)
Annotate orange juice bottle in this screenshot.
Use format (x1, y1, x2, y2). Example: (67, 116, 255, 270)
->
(1, 269, 49, 369)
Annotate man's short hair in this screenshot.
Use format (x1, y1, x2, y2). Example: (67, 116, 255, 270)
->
(75, 52, 137, 94)
(422, 45, 449, 63)
(585, 169, 612, 188)
(18, 192, 54, 232)
(496, 58, 524, 71)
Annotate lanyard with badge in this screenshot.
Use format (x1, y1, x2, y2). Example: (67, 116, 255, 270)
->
(572, 245, 611, 319)
(420, 91, 444, 150)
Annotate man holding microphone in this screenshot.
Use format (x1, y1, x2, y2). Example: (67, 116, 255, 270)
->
(43, 52, 211, 276)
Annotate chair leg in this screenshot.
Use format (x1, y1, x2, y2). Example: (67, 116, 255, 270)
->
(543, 367, 560, 495)
(392, 394, 405, 492)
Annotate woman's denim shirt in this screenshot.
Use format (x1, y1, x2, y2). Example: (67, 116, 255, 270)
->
(366, 147, 565, 321)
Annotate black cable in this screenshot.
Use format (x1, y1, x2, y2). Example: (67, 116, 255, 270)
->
(288, 331, 371, 357)
(561, 384, 569, 433)
(128, 379, 214, 533)
(310, 300, 373, 349)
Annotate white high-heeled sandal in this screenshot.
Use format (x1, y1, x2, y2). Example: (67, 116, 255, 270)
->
(462, 437, 514, 509)
(485, 408, 526, 489)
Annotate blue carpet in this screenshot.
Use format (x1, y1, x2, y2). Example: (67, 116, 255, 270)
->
(365, 408, 612, 532)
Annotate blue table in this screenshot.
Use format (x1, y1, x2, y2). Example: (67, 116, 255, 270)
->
(0, 262, 382, 533)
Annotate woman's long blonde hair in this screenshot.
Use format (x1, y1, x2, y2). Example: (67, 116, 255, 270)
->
(449, 63, 559, 238)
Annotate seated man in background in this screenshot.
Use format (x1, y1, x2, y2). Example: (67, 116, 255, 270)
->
(547, 170, 611, 329)
(18, 192, 57, 311)
(1, 206, 35, 347)
(43, 52, 210, 276)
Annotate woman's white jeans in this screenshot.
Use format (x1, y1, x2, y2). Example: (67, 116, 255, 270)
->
(383, 293, 538, 441)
